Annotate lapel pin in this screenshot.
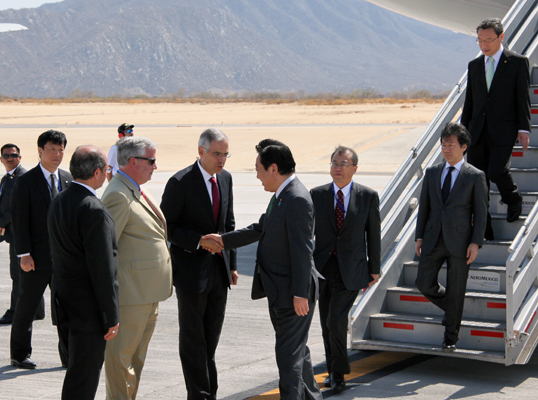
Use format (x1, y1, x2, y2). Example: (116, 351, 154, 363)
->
(278, 199, 282, 207)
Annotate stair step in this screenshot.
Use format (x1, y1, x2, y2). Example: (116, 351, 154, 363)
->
(387, 286, 506, 321)
(352, 339, 506, 363)
(474, 240, 512, 264)
(370, 312, 506, 351)
(511, 146, 538, 169)
(403, 261, 506, 291)
(494, 168, 538, 192)
(489, 192, 537, 217)
(488, 213, 525, 240)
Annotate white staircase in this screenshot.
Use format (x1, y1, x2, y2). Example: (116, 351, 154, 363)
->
(350, 0, 538, 365)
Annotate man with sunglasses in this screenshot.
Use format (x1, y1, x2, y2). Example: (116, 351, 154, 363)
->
(310, 146, 380, 392)
(0, 144, 44, 325)
(161, 128, 237, 400)
(107, 123, 134, 182)
(461, 17, 531, 239)
(102, 137, 172, 400)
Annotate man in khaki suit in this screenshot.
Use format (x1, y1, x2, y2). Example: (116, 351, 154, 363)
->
(102, 137, 173, 400)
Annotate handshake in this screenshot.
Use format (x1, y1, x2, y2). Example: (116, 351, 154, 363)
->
(200, 233, 224, 253)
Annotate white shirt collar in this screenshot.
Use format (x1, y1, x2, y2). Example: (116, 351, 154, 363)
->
(332, 181, 352, 197)
(40, 163, 59, 182)
(72, 181, 97, 196)
(276, 174, 295, 198)
(484, 44, 504, 66)
(445, 158, 464, 172)
(197, 159, 217, 182)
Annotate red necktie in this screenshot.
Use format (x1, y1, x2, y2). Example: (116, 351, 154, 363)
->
(210, 177, 220, 225)
(334, 189, 345, 256)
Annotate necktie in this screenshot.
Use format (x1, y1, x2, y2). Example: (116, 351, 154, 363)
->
(209, 177, 220, 225)
(334, 190, 345, 256)
(442, 166, 455, 204)
(50, 174, 59, 199)
(266, 194, 276, 217)
(486, 56, 495, 91)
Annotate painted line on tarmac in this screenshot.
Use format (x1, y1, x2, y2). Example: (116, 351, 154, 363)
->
(229, 351, 433, 400)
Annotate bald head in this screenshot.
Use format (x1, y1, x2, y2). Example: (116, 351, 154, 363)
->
(70, 145, 108, 189)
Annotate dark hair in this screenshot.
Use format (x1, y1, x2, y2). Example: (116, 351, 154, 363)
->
(440, 123, 471, 155)
(37, 130, 67, 149)
(1, 143, 20, 155)
(255, 139, 295, 176)
(69, 146, 107, 180)
(476, 18, 503, 36)
(330, 145, 358, 165)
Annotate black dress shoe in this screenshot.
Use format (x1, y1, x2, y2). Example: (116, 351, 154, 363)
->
(33, 315, 45, 321)
(331, 372, 346, 393)
(324, 374, 332, 388)
(11, 357, 36, 369)
(507, 200, 522, 223)
(442, 340, 456, 351)
(0, 311, 13, 324)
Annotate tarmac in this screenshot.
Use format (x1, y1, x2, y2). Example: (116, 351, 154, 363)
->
(1, 126, 538, 399)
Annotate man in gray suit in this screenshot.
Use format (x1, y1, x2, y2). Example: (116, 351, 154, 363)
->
(310, 145, 380, 392)
(203, 139, 322, 400)
(415, 122, 488, 351)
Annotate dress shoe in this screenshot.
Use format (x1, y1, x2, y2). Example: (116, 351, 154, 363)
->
(324, 374, 332, 388)
(442, 340, 456, 351)
(331, 372, 346, 393)
(34, 315, 45, 321)
(11, 357, 36, 369)
(507, 200, 522, 223)
(0, 310, 13, 324)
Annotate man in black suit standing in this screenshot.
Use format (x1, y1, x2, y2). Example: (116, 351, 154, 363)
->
(415, 123, 488, 351)
(160, 128, 237, 400)
(48, 146, 119, 400)
(310, 146, 380, 392)
(204, 139, 322, 400)
(461, 17, 531, 239)
(0, 144, 43, 324)
(10, 130, 72, 369)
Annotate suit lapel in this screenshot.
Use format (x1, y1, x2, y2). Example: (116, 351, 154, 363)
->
(340, 184, 358, 232)
(261, 179, 294, 236)
(33, 165, 52, 205)
(58, 169, 70, 191)
(434, 163, 445, 205)
(475, 55, 488, 94)
(489, 50, 509, 92)
(192, 162, 217, 228)
(445, 162, 469, 204)
(325, 184, 338, 233)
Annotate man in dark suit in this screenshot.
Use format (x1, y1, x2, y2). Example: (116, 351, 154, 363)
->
(48, 146, 119, 400)
(461, 17, 531, 239)
(0, 144, 43, 324)
(310, 145, 380, 392)
(415, 123, 488, 351)
(160, 128, 237, 400)
(10, 130, 72, 369)
(204, 139, 322, 400)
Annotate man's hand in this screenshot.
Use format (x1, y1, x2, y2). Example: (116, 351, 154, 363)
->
(230, 270, 239, 285)
(104, 323, 119, 341)
(200, 234, 224, 253)
(466, 243, 479, 265)
(368, 274, 379, 289)
(518, 131, 530, 151)
(415, 239, 423, 257)
(20, 255, 35, 272)
(293, 297, 309, 316)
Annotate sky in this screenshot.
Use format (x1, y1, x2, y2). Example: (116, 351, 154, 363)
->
(0, 0, 63, 11)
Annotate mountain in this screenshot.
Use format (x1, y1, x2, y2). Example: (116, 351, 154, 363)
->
(0, 0, 478, 97)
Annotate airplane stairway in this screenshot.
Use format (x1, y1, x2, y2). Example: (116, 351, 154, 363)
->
(350, 0, 538, 365)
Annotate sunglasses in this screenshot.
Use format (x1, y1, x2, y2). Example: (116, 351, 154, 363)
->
(125, 129, 133, 134)
(2, 153, 20, 159)
(134, 157, 156, 165)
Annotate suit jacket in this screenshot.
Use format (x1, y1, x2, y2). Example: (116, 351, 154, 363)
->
(160, 162, 237, 292)
(48, 183, 119, 332)
(222, 177, 320, 309)
(415, 161, 488, 258)
(0, 165, 27, 244)
(102, 172, 172, 306)
(311, 182, 381, 291)
(11, 164, 72, 270)
(461, 48, 531, 147)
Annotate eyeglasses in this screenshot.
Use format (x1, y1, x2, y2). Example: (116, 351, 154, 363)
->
(330, 162, 356, 169)
(134, 157, 156, 165)
(203, 148, 231, 159)
(125, 129, 133, 134)
(476, 36, 499, 45)
(2, 153, 20, 159)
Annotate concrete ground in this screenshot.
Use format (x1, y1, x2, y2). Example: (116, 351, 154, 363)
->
(1, 126, 538, 399)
